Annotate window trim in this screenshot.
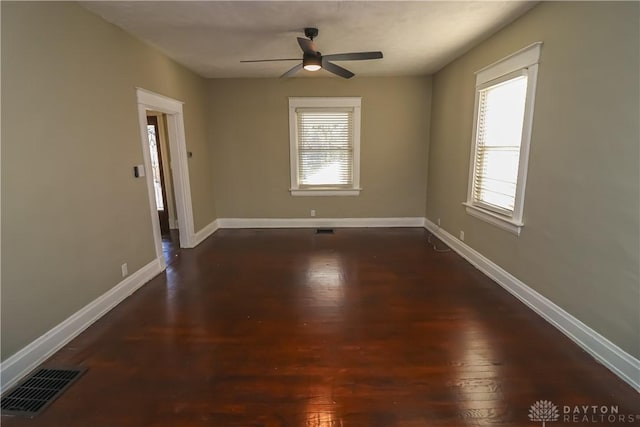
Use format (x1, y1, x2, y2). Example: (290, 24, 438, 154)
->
(464, 42, 542, 236)
(289, 97, 361, 197)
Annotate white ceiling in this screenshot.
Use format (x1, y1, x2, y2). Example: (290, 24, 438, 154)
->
(81, 1, 537, 79)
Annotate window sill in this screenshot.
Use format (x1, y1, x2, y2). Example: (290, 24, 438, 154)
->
(463, 202, 523, 236)
(290, 188, 361, 197)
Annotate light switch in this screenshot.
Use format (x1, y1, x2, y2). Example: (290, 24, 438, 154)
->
(133, 164, 145, 178)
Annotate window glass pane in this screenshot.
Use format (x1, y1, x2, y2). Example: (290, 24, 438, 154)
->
(297, 110, 353, 186)
(481, 76, 527, 147)
(299, 150, 353, 185)
(474, 75, 527, 211)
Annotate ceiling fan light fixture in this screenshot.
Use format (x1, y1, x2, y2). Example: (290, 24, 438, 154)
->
(303, 54, 322, 71)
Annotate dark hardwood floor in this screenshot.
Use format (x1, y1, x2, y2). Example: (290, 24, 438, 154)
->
(162, 228, 181, 267)
(3, 228, 639, 426)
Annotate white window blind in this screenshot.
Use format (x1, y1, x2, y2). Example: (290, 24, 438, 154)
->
(473, 74, 528, 213)
(296, 108, 353, 187)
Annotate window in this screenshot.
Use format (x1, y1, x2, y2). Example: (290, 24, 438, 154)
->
(464, 42, 542, 235)
(289, 97, 361, 196)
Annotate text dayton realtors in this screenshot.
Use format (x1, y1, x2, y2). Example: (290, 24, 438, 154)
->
(562, 405, 637, 424)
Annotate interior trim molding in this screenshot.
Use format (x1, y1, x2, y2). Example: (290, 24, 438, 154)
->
(424, 218, 640, 392)
(136, 88, 195, 254)
(217, 217, 426, 229)
(0, 259, 162, 392)
(192, 219, 220, 246)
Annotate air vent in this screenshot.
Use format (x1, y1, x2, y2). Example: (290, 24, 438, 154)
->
(1, 367, 86, 417)
(316, 228, 334, 234)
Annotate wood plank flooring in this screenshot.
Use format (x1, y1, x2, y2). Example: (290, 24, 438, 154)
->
(3, 228, 639, 426)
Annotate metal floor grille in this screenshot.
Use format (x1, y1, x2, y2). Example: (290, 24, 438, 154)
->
(316, 228, 335, 234)
(1, 367, 86, 417)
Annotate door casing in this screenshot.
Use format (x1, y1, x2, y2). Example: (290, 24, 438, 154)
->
(136, 88, 196, 271)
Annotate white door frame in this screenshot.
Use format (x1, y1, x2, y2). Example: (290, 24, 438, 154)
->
(136, 88, 196, 270)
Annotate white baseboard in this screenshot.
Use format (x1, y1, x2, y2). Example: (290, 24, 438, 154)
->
(424, 218, 640, 392)
(0, 259, 162, 392)
(191, 219, 220, 247)
(217, 217, 425, 229)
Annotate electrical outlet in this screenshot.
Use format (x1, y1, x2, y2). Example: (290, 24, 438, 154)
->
(437, 218, 441, 226)
(310, 209, 316, 217)
(459, 231, 465, 241)
(121, 263, 128, 277)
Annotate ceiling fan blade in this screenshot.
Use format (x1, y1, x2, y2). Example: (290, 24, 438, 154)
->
(322, 60, 355, 79)
(280, 63, 303, 78)
(241, 58, 300, 63)
(322, 51, 383, 62)
(297, 37, 318, 55)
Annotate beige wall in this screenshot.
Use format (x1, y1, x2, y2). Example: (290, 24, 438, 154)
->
(426, 2, 639, 357)
(1, 2, 216, 360)
(208, 77, 431, 218)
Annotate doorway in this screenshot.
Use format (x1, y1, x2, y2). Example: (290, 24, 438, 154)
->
(137, 88, 197, 272)
(146, 113, 180, 264)
(146, 115, 170, 235)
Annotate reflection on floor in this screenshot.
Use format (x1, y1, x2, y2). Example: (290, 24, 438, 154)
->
(161, 229, 180, 266)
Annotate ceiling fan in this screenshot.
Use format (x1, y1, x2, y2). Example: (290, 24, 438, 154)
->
(241, 28, 383, 79)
